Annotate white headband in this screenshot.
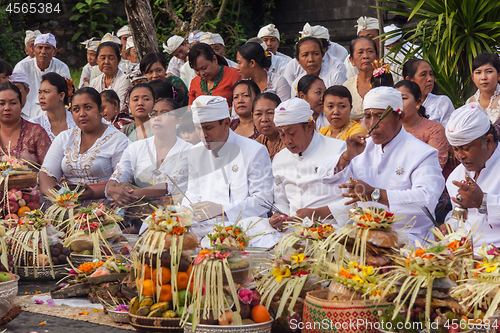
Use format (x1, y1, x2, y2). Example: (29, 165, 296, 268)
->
(446, 103, 491, 146)
(273, 97, 313, 127)
(188, 31, 204, 44)
(34, 33, 56, 48)
(81, 38, 99, 51)
(25, 30, 41, 46)
(126, 36, 134, 51)
(100, 32, 121, 45)
(257, 24, 280, 40)
(300, 23, 329, 39)
(191, 95, 230, 124)
(363, 86, 403, 113)
(383, 24, 402, 46)
(199, 32, 225, 46)
(163, 35, 185, 54)
(9, 72, 29, 86)
(356, 16, 379, 34)
(117, 25, 131, 37)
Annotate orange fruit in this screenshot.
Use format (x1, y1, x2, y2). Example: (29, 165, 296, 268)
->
(17, 206, 31, 217)
(152, 267, 171, 286)
(177, 272, 190, 290)
(142, 264, 152, 280)
(251, 305, 270, 323)
(159, 284, 172, 302)
(185, 265, 193, 278)
(142, 279, 156, 297)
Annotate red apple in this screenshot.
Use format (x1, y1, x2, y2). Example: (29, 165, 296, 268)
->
(250, 290, 261, 307)
(8, 201, 19, 213)
(4, 214, 18, 221)
(31, 194, 40, 203)
(22, 194, 30, 203)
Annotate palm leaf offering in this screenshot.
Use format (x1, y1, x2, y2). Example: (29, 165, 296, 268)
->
(45, 183, 85, 227)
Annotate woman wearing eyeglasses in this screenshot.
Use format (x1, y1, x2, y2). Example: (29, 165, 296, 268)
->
(105, 97, 192, 208)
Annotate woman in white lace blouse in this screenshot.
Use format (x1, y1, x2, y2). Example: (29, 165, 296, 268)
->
(39, 87, 130, 201)
(467, 53, 500, 134)
(105, 98, 191, 207)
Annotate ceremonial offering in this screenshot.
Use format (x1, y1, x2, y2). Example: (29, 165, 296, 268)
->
(0, 155, 34, 191)
(45, 183, 85, 224)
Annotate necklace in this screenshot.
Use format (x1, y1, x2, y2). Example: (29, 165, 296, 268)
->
(474, 83, 500, 122)
(200, 65, 224, 95)
(102, 71, 118, 90)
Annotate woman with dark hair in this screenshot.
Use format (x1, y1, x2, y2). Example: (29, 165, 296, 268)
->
(319, 85, 367, 140)
(101, 90, 134, 130)
(467, 52, 500, 133)
(402, 58, 454, 126)
(121, 83, 155, 141)
(297, 74, 327, 130)
(140, 52, 188, 106)
(0, 60, 12, 84)
(290, 37, 347, 99)
(237, 42, 290, 102)
(0, 82, 51, 167)
(187, 43, 240, 106)
(31, 72, 76, 141)
(90, 41, 132, 109)
(40, 87, 129, 201)
(253, 92, 284, 161)
(343, 36, 379, 121)
(230, 80, 261, 139)
(395, 80, 448, 169)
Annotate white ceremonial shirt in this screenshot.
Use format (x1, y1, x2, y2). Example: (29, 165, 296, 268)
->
(110, 136, 192, 193)
(41, 125, 130, 184)
(225, 58, 237, 68)
(276, 51, 292, 62)
(13, 57, 71, 106)
(79, 63, 92, 88)
(327, 41, 349, 62)
(20, 100, 42, 120)
(30, 109, 77, 141)
(118, 59, 135, 74)
(446, 145, 500, 248)
(166, 57, 185, 77)
(318, 128, 445, 242)
(180, 62, 196, 90)
(17, 55, 32, 66)
(344, 57, 358, 80)
(90, 65, 102, 82)
(90, 69, 132, 110)
(291, 64, 347, 97)
(315, 112, 329, 131)
(422, 93, 455, 127)
(183, 130, 273, 225)
(266, 71, 291, 102)
(284, 55, 347, 85)
(269, 53, 289, 77)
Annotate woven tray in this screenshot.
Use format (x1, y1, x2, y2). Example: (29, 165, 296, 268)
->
(128, 312, 182, 332)
(3, 172, 37, 190)
(183, 320, 273, 333)
(0, 275, 19, 302)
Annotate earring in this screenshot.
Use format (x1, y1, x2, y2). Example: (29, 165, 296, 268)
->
(416, 106, 420, 110)
(176, 124, 180, 129)
(59, 98, 63, 103)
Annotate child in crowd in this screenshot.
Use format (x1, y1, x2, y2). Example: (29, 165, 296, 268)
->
(79, 38, 99, 88)
(100, 90, 134, 130)
(0, 60, 13, 84)
(179, 111, 200, 145)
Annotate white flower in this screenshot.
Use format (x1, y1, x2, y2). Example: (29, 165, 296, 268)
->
(447, 228, 467, 242)
(302, 217, 314, 228)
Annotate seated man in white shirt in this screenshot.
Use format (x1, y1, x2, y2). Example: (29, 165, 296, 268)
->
(444, 103, 500, 247)
(257, 24, 292, 61)
(183, 95, 274, 239)
(17, 30, 41, 65)
(163, 35, 189, 78)
(266, 98, 347, 233)
(9, 72, 42, 120)
(79, 38, 99, 88)
(117, 25, 132, 60)
(13, 33, 70, 106)
(318, 86, 445, 242)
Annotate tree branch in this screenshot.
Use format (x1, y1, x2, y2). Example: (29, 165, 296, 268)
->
(189, 0, 214, 31)
(161, 0, 186, 31)
(217, 0, 229, 20)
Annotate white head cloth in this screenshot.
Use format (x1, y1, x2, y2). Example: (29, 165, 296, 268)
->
(384, 24, 402, 46)
(125, 64, 146, 82)
(9, 72, 29, 86)
(117, 25, 131, 37)
(81, 38, 99, 51)
(200, 32, 225, 46)
(188, 30, 204, 44)
(300, 23, 329, 39)
(34, 33, 56, 48)
(356, 16, 379, 34)
(126, 37, 134, 51)
(25, 30, 41, 46)
(363, 86, 403, 113)
(258, 24, 280, 40)
(163, 35, 185, 54)
(274, 97, 313, 127)
(100, 33, 121, 45)
(191, 96, 230, 124)
(446, 103, 491, 146)
(246, 37, 267, 51)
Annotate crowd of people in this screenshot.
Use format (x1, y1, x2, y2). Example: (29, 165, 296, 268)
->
(0, 16, 499, 248)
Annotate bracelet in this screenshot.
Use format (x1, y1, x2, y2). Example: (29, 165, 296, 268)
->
(340, 153, 351, 163)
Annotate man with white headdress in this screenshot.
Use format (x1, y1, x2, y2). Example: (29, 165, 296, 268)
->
(200, 32, 237, 68)
(283, 23, 347, 85)
(182, 95, 273, 239)
(318, 86, 445, 242)
(14, 33, 70, 106)
(117, 25, 132, 59)
(179, 31, 205, 88)
(264, 98, 348, 236)
(383, 24, 421, 82)
(79, 37, 100, 88)
(444, 103, 500, 247)
(9, 71, 42, 119)
(17, 30, 41, 66)
(163, 35, 190, 78)
(345, 16, 380, 79)
(257, 24, 292, 61)
(117, 36, 137, 74)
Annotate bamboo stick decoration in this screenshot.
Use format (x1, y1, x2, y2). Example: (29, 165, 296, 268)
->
(376, 0, 384, 57)
(367, 105, 394, 135)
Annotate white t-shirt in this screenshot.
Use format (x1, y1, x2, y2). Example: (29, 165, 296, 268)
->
(166, 57, 185, 77)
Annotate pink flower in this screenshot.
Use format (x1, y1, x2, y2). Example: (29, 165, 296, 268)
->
(487, 248, 499, 256)
(238, 288, 253, 304)
(34, 299, 44, 304)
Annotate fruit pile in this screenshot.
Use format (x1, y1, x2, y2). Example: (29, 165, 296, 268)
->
(49, 243, 71, 265)
(4, 188, 40, 220)
(129, 292, 188, 319)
